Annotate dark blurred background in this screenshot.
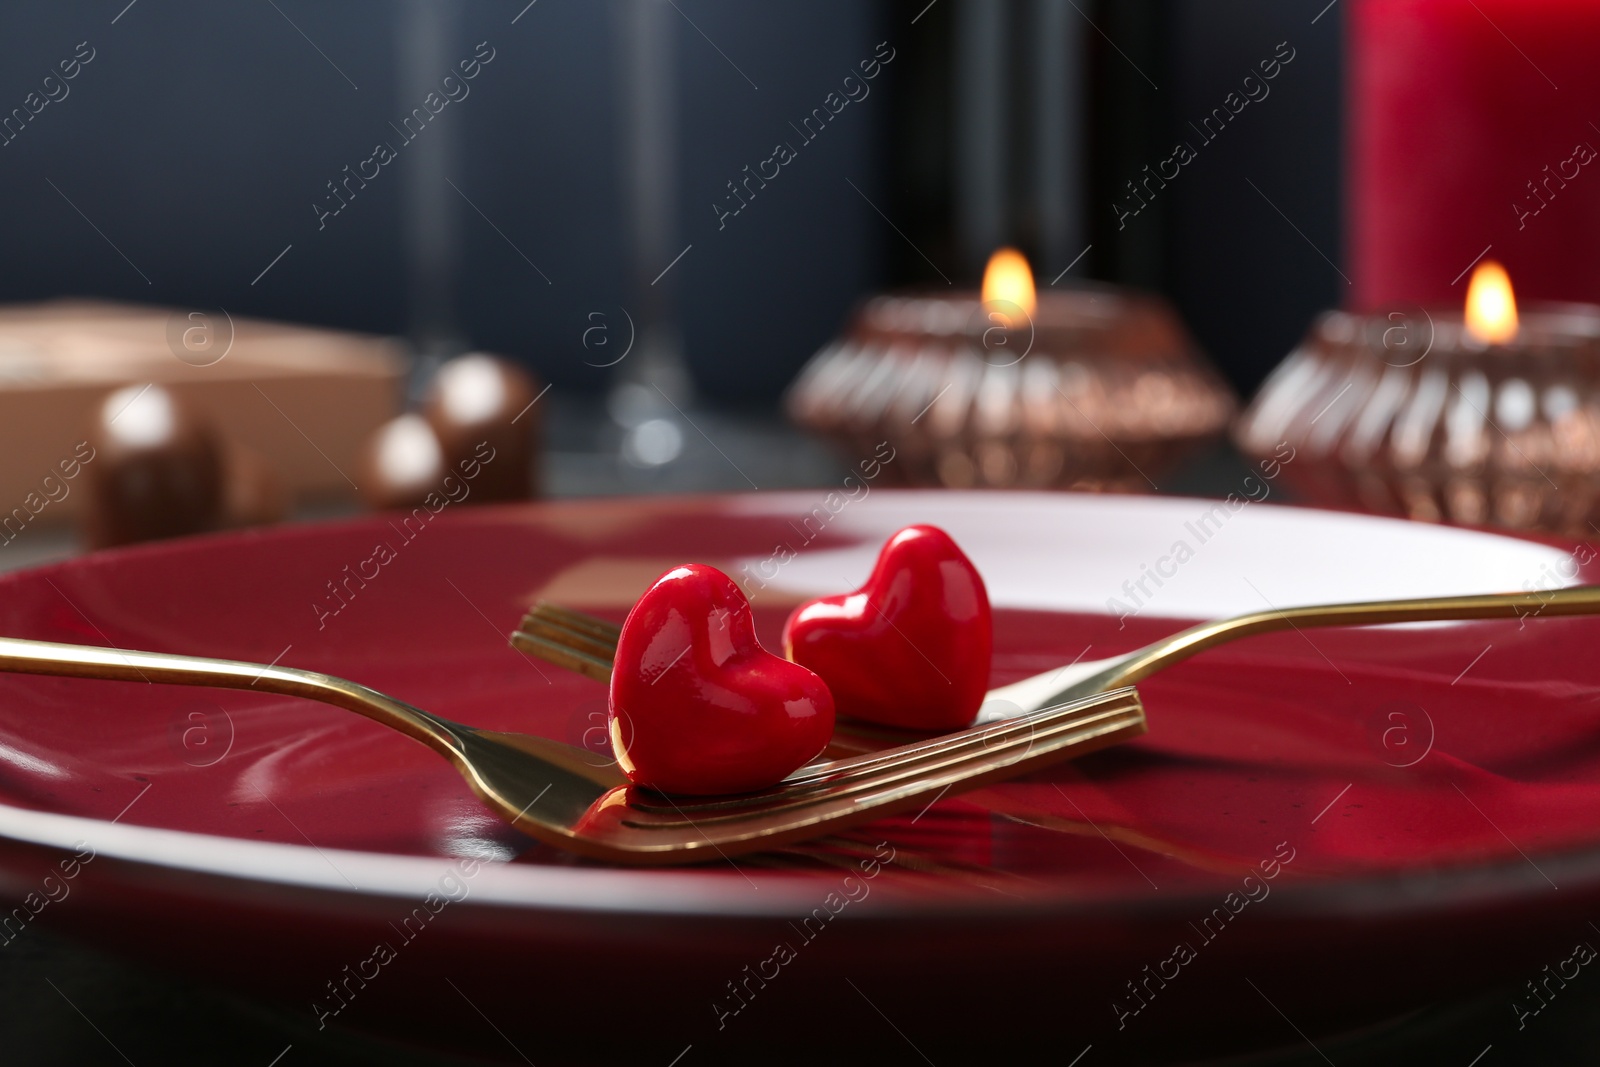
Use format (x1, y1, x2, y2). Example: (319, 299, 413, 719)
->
(0, 0, 1341, 402)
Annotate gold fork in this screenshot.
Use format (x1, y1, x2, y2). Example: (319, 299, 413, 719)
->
(0, 635, 1144, 865)
(515, 584, 1600, 723)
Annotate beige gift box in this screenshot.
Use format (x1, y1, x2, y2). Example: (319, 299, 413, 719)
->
(0, 299, 407, 523)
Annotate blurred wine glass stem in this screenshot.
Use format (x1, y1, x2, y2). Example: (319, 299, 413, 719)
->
(612, 0, 692, 459)
(399, 0, 466, 393)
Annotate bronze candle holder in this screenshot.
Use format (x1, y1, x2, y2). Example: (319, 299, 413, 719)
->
(787, 257, 1236, 490)
(1236, 266, 1600, 537)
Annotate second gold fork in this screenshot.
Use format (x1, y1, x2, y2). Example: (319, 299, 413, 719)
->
(515, 585, 1600, 722)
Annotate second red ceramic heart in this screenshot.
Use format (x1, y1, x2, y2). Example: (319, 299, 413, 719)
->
(783, 524, 992, 730)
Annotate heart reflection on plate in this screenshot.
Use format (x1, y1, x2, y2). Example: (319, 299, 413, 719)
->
(0, 490, 1594, 1064)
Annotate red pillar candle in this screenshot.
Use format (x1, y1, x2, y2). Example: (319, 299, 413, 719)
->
(1349, 0, 1600, 309)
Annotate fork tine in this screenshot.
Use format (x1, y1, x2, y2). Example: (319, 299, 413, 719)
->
(515, 614, 618, 661)
(528, 603, 622, 646)
(511, 602, 620, 683)
(582, 689, 1146, 857)
(781, 697, 1120, 788)
(627, 688, 1145, 819)
(509, 629, 613, 684)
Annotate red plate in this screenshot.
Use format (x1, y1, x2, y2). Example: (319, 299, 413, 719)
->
(0, 491, 1593, 1064)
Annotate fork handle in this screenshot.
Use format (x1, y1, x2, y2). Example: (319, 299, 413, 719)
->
(0, 636, 464, 756)
(1104, 583, 1600, 690)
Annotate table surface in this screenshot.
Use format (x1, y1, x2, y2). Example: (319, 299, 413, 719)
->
(2, 395, 1595, 1066)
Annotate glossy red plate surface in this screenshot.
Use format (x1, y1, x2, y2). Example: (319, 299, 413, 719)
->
(0, 491, 1595, 1064)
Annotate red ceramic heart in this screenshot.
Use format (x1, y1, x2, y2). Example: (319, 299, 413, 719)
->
(609, 564, 834, 795)
(783, 524, 991, 730)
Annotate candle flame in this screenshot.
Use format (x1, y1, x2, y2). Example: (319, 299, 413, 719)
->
(1464, 260, 1518, 344)
(981, 247, 1036, 317)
